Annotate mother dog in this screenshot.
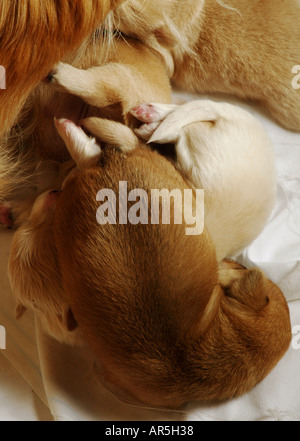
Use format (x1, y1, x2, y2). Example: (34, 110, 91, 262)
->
(0, 0, 124, 138)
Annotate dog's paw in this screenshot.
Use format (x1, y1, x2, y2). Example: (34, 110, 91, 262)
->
(134, 122, 160, 141)
(0, 204, 14, 228)
(46, 62, 79, 92)
(131, 104, 163, 123)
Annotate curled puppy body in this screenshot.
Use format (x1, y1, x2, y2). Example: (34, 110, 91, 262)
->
(8, 119, 291, 409)
(105, 0, 300, 131)
(31, 63, 276, 260)
(132, 100, 277, 261)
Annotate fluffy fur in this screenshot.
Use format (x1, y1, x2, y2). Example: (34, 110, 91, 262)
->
(8, 120, 291, 409)
(0, 36, 171, 222)
(107, 0, 300, 131)
(0, 0, 124, 137)
(1, 0, 300, 213)
(48, 65, 277, 261)
(132, 100, 277, 260)
(0, 0, 124, 201)
(2, 0, 294, 409)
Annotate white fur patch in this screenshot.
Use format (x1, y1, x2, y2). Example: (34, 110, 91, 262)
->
(55, 118, 101, 169)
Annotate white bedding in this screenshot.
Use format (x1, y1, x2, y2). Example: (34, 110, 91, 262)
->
(0, 91, 299, 421)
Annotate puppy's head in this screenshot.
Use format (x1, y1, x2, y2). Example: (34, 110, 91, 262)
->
(106, 0, 205, 76)
(8, 187, 81, 344)
(111, 0, 204, 48)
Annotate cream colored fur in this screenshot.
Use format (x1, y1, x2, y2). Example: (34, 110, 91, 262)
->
(106, 0, 300, 130)
(2, 0, 294, 409)
(1, 0, 300, 220)
(133, 100, 277, 260)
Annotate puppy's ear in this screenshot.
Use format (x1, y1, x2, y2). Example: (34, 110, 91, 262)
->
(197, 285, 223, 335)
(63, 308, 79, 332)
(16, 303, 27, 320)
(54, 118, 101, 169)
(225, 270, 270, 311)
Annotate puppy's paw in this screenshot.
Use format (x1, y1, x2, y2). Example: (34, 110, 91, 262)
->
(131, 104, 163, 123)
(46, 62, 80, 92)
(134, 122, 160, 141)
(0, 204, 14, 228)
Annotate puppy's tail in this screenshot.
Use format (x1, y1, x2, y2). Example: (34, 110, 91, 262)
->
(148, 100, 244, 144)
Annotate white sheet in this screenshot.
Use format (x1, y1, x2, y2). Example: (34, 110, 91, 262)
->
(0, 91, 299, 421)
(0, 352, 52, 421)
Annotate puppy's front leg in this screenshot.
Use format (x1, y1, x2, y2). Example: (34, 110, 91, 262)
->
(48, 62, 169, 125)
(48, 62, 121, 108)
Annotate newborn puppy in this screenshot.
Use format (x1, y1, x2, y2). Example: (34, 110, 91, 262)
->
(8, 119, 291, 409)
(132, 101, 277, 260)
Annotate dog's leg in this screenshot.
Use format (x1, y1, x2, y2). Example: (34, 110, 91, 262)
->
(54, 118, 102, 169)
(48, 62, 170, 124)
(48, 63, 113, 106)
(80, 117, 139, 151)
(134, 122, 161, 141)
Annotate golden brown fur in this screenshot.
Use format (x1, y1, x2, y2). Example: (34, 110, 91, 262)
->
(2, 0, 294, 409)
(109, 0, 300, 131)
(0, 0, 125, 203)
(2, 0, 300, 211)
(0, 0, 124, 137)
(8, 144, 291, 409)
(8, 188, 83, 345)
(0, 36, 171, 222)
(45, 66, 278, 264)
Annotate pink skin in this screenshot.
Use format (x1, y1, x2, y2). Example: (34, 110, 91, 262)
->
(130, 104, 161, 123)
(131, 104, 163, 140)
